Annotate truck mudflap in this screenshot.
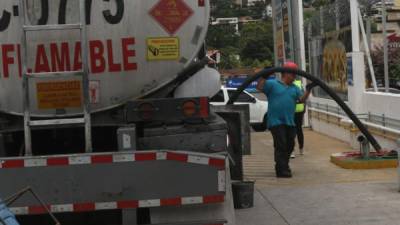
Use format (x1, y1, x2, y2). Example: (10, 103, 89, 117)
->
(0, 151, 227, 216)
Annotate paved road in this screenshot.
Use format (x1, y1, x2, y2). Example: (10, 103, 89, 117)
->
(236, 130, 400, 225)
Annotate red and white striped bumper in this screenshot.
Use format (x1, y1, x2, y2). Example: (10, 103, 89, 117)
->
(0, 151, 227, 215)
(10, 195, 225, 215)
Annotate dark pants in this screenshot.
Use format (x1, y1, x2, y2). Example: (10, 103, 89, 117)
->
(270, 125, 296, 173)
(295, 112, 305, 149)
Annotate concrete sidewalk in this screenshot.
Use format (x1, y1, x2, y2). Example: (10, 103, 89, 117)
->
(236, 130, 400, 225)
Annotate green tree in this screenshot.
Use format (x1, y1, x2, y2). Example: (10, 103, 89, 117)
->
(367, 46, 400, 88)
(219, 47, 241, 69)
(208, 0, 275, 69)
(239, 21, 274, 67)
(247, 1, 269, 20)
(206, 24, 239, 49)
(211, 0, 271, 20)
(311, 0, 335, 8)
(211, 0, 237, 18)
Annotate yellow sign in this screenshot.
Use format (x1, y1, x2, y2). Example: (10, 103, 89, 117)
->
(37, 80, 82, 109)
(147, 37, 180, 61)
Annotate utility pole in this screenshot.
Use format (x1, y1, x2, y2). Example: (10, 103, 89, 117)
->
(349, 0, 367, 114)
(350, 0, 360, 52)
(366, 17, 371, 51)
(382, 0, 390, 92)
(297, 0, 306, 71)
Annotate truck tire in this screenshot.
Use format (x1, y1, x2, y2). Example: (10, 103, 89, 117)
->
(251, 114, 268, 132)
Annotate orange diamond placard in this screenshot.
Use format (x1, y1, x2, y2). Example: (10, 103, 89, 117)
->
(150, 0, 194, 35)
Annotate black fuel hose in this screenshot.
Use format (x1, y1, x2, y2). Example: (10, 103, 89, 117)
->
(227, 67, 382, 153)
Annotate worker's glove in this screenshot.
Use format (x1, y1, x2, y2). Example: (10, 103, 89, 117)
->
(306, 82, 317, 91)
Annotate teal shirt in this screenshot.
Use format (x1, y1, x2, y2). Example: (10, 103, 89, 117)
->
(263, 80, 303, 128)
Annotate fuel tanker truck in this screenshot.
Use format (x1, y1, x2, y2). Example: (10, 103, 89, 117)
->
(0, 0, 249, 224)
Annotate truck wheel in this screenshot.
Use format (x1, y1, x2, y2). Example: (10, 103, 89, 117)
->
(251, 114, 267, 132)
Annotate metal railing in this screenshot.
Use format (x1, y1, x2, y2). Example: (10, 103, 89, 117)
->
(308, 102, 400, 130)
(365, 113, 400, 130)
(308, 102, 347, 117)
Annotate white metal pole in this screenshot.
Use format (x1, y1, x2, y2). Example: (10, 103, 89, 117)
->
(358, 9, 378, 92)
(382, 0, 390, 92)
(308, 24, 312, 74)
(287, 0, 295, 61)
(298, 0, 307, 71)
(350, 0, 360, 52)
(296, 0, 309, 127)
(348, 0, 367, 114)
(319, 8, 324, 35)
(366, 17, 372, 51)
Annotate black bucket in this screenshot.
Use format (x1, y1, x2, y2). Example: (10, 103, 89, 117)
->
(232, 181, 254, 209)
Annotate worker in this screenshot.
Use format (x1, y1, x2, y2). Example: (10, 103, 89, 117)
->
(256, 61, 316, 178)
(294, 78, 306, 156)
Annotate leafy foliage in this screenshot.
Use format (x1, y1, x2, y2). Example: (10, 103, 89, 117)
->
(367, 46, 400, 87)
(207, 0, 274, 69)
(311, 0, 335, 8)
(206, 24, 240, 50)
(239, 21, 274, 62)
(210, 0, 238, 18)
(219, 47, 242, 69)
(246, 1, 269, 20)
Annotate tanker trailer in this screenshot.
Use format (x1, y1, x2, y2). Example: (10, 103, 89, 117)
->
(0, 0, 250, 224)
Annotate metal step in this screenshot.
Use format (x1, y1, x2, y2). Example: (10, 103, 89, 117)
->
(29, 118, 85, 127)
(27, 71, 84, 79)
(23, 24, 82, 31)
(20, 0, 92, 155)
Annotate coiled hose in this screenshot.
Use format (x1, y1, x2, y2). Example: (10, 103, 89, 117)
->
(227, 67, 382, 153)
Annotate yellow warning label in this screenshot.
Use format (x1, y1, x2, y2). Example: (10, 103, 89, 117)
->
(36, 80, 82, 109)
(147, 37, 180, 61)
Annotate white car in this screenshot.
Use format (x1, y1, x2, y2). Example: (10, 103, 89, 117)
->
(210, 87, 268, 131)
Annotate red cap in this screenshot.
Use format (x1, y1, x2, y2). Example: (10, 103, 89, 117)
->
(283, 61, 298, 70)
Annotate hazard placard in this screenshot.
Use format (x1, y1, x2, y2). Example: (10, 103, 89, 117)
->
(147, 37, 180, 61)
(149, 0, 194, 35)
(36, 80, 82, 109)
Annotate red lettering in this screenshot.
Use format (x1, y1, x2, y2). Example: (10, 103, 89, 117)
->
(17, 44, 22, 77)
(107, 40, 122, 72)
(73, 42, 82, 71)
(50, 42, 71, 72)
(2, 44, 15, 78)
(122, 38, 137, 71)
(89, 40, 106, 73)
(35, 44, 51, 73)
(0, 37, 137, 78)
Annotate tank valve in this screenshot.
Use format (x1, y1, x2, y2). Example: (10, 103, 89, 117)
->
(357, 135, 370, 159)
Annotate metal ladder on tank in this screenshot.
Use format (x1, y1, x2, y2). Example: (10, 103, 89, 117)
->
(18, 0, 92, 156)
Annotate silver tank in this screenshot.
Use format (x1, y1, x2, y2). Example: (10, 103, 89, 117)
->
(0, 0, 210, 116)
